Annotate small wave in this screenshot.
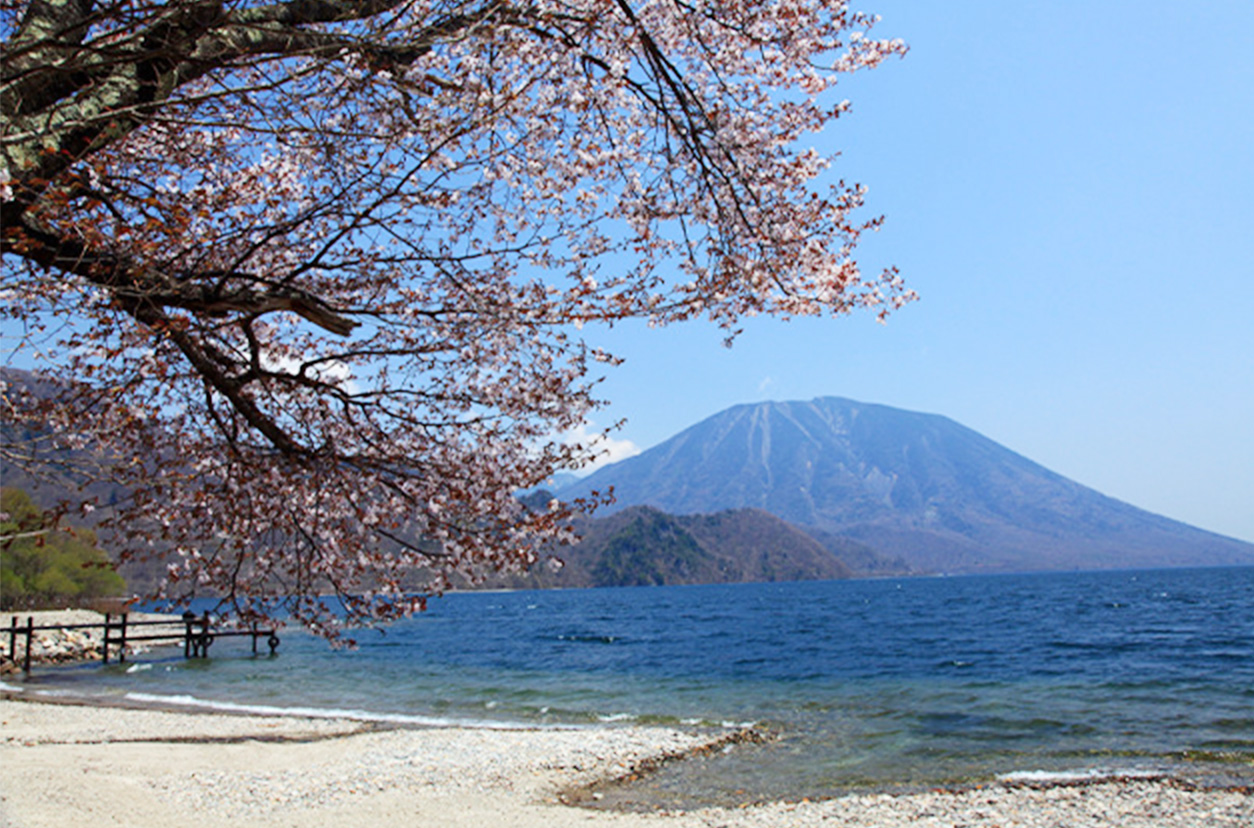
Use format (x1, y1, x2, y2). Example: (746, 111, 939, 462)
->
(597, 712, 637, 723)
(1210, 717, 1254, 729)
(556, 634, 619, 644)
(675, 716, 756, 728)
(15, 687, 84, 699)
(0, 680, 23, 693)
(1197, 650, 1252, 661)
(1047, 640, 1140, 653)
(998, 767, 1168, 784)
(597, 712, 757, 729)
(121, 692, 577, 730)
(125, 663, 152, 674)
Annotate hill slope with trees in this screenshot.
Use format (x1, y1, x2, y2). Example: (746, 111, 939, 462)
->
(1, 488, 126, 610)
(487, 505, 859, 589)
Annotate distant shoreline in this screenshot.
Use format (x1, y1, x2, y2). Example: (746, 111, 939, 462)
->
(1, 695, 1250, 827)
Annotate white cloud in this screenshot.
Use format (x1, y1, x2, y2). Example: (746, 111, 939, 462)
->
(565, 422, 641, 475)
(262, 351, 359, 394)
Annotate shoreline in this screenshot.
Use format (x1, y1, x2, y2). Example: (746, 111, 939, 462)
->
(1, 696, 1250, 827)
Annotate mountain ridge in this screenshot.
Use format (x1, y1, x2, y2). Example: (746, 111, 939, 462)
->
(558, 397, 1254, 574)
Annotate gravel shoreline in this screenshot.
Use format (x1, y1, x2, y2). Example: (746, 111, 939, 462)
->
(0, 696, 1249, 828)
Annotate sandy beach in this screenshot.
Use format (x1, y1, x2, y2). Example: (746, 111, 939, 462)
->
(0, 695, 1249, 828)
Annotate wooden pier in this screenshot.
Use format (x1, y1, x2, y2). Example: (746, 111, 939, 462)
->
(4, 612, 280, 673)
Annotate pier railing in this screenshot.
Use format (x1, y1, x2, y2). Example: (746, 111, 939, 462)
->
(4, 612, 280, 673)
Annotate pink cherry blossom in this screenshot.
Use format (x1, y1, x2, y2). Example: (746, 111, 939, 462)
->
(2, 0, 912, 637)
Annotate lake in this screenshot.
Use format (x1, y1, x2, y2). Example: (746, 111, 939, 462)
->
(10, 566, 1253, 807)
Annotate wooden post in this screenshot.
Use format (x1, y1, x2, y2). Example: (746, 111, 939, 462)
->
(8, 617, 15, 667)
(103, 613, 111, 664)
(22, 616, 32, 673)
(118, 613, 129, 663)
(200, 611, 211, 657)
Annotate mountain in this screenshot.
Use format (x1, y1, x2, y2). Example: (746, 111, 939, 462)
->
(486, 505, 858, 589)
(557, 397, 1254, 574)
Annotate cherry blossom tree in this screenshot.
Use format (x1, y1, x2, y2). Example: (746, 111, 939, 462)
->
(1, 0, 910, 636)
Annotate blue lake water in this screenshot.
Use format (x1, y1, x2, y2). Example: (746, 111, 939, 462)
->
(9, 566, 1254, 806)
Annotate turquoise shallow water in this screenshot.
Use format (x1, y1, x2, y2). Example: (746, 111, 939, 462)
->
(8, 566, 1253, 806)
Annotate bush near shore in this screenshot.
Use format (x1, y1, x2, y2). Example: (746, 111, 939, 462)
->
(1, 487, 126, 611)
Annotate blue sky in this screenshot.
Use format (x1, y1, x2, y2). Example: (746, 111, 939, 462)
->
(580, 1, 1254, 543)
(4, 2, 1248, 544)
